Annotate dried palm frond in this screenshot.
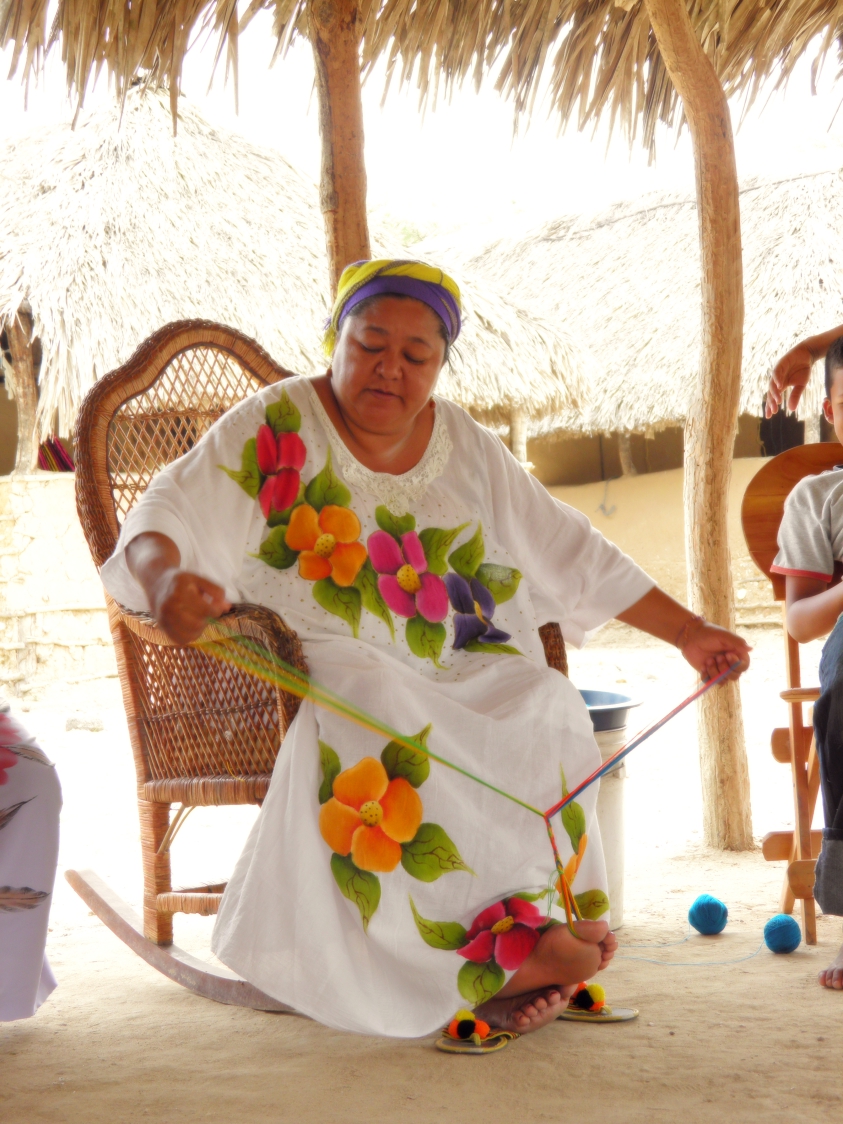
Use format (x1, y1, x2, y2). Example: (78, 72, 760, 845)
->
(3, 0, 843, 157)
(456, 161, 843, 434)
(0, 88, 585, 439)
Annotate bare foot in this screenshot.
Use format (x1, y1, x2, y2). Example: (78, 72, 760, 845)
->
(819, 941, 843, 989)
(474, 984, 576, 1034)
(495, 918, 611, 998)
(598, 928, 618, 970)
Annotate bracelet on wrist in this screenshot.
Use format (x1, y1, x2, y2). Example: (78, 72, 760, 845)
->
(675, 614, 705, 651)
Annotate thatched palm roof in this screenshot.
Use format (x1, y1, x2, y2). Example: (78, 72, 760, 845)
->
(0, 88, 584, 440)
(447, 163, 843, 435)
(1, 0, 841, 155)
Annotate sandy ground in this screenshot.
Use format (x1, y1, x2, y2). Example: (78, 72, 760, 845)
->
(4, 621, 843, 1124)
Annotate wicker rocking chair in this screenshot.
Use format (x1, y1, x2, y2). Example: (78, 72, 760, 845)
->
(66, 319, 568, 1008)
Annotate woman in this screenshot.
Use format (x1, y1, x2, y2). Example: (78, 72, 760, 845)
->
(102, 260, 749, 1038)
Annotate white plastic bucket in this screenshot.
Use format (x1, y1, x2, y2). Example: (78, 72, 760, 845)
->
(594, 726, 627, 930)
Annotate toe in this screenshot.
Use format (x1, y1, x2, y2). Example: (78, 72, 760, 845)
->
(573, 919, 610, 945)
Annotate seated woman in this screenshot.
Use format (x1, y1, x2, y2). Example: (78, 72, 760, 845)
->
(101, 259, 749, 1038)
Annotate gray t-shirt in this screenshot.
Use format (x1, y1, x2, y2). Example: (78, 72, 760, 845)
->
(773, 467, 843, 581)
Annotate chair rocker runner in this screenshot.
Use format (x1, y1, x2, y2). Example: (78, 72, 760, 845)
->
(742, 443, 843, 945)
(70, 320, 570, 1007)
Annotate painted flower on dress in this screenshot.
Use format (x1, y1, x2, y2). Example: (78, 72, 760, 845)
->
(444, 573, 512, 649)
(368, 530, 449, 622)
(285, 503, 367, 587)
(256, 425, 307, 520)
(318, 728, 471, 932)
(457, 897, 545, 970)
(319, 757, 423, 873)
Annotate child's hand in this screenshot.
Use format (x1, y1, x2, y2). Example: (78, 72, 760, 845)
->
(681, 621, 751, 683)
(0, 745, 18, 785)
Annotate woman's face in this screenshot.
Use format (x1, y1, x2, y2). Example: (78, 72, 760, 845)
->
(330, 296, 447, 434)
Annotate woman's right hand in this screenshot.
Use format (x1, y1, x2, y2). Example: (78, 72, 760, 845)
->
(148, 569, 231, 645)
(765, 342, 814, 418)
(125, 531, 230, 645)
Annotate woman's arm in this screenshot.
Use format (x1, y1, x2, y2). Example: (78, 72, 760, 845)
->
(125, 532, 230, 645)
(785, 574, 843, 643)
(616, 587, 750, 682)
(765, 325, 843, 418)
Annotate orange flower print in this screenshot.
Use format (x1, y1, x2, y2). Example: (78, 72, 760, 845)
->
(285, 503, 367, 587)
(319, 757, 423, 873)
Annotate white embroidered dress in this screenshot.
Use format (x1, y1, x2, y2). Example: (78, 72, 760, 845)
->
(102, 377, 653, 1037)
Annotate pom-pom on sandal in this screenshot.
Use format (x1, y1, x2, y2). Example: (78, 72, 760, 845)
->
(557, 983, 639, 1023)
(435, 1009, 519, 1054)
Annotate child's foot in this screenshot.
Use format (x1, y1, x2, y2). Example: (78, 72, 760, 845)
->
(819, 942, 843, 989)
(474, 985, 575, 1034)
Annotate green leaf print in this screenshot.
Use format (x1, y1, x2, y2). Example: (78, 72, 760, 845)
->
(305, 448, 352, 511)
(463, 640, 522, 656)
(219, 438, 262, 499)
(448, 523, 484, 580)
(318, 740, 341, 805)
(574, 889, 610, 920)
(330, 854, 381, 932)
(267, 480, 305, 527)
(353, 559, 395, 640)
(561, 800, 587, 856)
(251, 525, 297, 570)
(418, 524, 469, 575)
(265, 389, 301, 435)
(381, 724, 431, 788)
(312, 578, 361, 637)
(475, 562, 522, 604)
(374, 506, 416, 539)
(400, 822, 474, 882)
(457, 960, 505, 1004)
(406, 615, 447, 668)
(408, 896, 468, 950)
(511, 887, 552, 903)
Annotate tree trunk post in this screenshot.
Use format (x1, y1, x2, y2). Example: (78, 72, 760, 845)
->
(645, 0, 752, 849)
(804, 415, 821, 445)
(510, 408, 529, 464)
(6, 311, 39, 474)
(307, 0, 371, 295)
(618, 433, 638, 476)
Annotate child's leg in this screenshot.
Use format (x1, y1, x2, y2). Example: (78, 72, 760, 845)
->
(814, 619, 843, 988)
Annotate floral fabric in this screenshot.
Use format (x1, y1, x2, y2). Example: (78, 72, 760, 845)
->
(101, 376, 654, 1037)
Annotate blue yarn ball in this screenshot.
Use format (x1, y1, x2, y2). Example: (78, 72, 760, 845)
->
(688, 893, 729, 935)
(764, 913, 802, 954)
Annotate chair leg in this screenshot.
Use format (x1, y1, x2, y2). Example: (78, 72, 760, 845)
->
(802, 897, 818, 945)
(139, 799, 173, 946)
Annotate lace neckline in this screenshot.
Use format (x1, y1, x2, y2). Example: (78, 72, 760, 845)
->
(305, 382, 453, 513)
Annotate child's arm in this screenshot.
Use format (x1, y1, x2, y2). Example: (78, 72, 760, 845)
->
(785, 574, 843, 642)
(766, 324, 843, 417)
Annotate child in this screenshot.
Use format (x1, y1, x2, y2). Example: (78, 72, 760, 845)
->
(0, 700, 61, 1020)
(772, 334, 843, 989)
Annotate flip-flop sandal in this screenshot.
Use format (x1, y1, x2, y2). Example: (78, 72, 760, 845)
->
(435, 1010, 519, 1054)
(556, 982, 639, 1024)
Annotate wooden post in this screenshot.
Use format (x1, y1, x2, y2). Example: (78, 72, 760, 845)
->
(645, 0, 752, 849)
(510, 408, 529, 464)
(618, 433, 638, 477)
(308, 0, 371, 294)
(5, 311, 39, 474)
(804, 415, 821, 445)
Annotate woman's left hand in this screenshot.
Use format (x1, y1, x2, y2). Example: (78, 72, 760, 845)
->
(681, 620, 751, 683)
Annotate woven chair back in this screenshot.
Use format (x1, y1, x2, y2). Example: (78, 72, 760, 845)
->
(75, 321, 304, 797)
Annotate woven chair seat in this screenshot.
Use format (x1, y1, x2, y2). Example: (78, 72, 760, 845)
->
(141, 776, 272, 805)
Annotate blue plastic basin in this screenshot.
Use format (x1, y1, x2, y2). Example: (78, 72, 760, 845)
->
(578, 689, 641, 732)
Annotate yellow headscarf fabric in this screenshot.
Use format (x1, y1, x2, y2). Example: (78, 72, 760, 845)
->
(323, 259, 463, 357)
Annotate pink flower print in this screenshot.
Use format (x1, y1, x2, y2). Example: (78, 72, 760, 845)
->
(457, 897, 545, 971)
(367, 530, 449, 622)
(256, 425, 307, 520)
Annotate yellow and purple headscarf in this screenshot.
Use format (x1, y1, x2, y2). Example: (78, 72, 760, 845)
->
(323, 259, 462, 357)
